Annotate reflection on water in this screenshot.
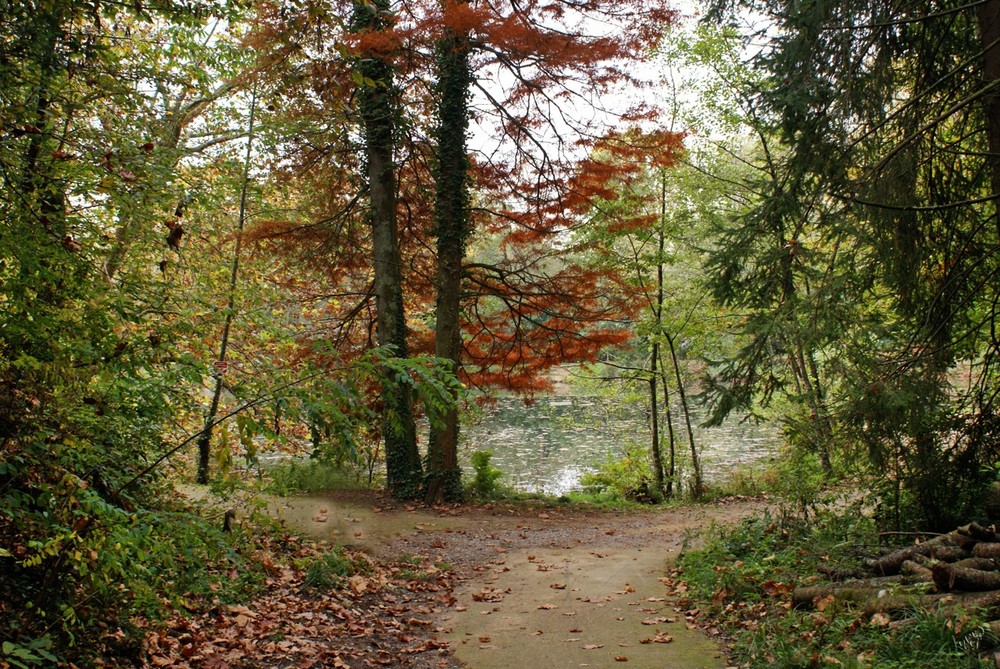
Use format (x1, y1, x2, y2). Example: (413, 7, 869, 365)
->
(459, 396, 781, 495)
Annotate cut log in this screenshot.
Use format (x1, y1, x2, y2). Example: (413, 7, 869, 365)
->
(792, 585, 885, 610)
(817, 564, 868, 581)
(927, 546, 973, 563)
(973, 543, 1000, 559)
(867, 537, 970, 575)
(958, 522, 999, 543)
(862, 589, 1000, 617)
(952, 557, 998, 571)
(791, 577, 917, 610)
(900, 559, 933, 581)
(931, 563, 1000, 592)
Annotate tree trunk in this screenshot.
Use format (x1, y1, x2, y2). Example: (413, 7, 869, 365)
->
(978, 0, 1000, 235)
(659, 355, 677, 499)
(666, 333, 701, 498)
(647, 185, 667, 497)
(354, 0, 422, 499)
(196, 92, 256, 484)
(649, 344, 666, 496)
(425, 19, 472, 505)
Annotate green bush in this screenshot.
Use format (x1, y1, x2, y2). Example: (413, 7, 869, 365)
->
(467, 451, 504, 499)
(299, 546, 369, 590)
(264, 459, 365, 495)
(579, 442, 659, 503)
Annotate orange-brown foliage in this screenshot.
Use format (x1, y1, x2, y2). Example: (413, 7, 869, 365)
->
(243, 0, 680, 397)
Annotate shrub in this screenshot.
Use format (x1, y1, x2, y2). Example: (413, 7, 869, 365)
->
(264, 459, 365, 495)
(299, 547, 366, 590)
(579, 442, 658, 503)
(467, 451, 504, 498)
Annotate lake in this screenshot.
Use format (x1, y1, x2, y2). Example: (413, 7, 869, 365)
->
(459, 395, 781, 495)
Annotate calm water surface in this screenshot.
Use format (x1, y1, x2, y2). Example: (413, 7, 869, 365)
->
(459, 395, 781, 495)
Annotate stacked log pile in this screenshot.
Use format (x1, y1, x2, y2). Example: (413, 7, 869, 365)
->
(792, 522, 1000, 620)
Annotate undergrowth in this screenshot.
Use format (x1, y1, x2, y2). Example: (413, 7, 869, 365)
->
(675, 504, 997, 667)
(263, 460, 370, 495)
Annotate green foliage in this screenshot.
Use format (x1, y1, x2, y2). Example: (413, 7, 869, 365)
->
(769, 445, 827, 517)
(677, 507, 996, 667)
(734, 605, 993, 668)
(1, 637, 58, 669)
(299, 546, 368, 591)
(264, 460, 367, 495)
(579, 442, 660, 503)
(466, 450, 504, 499)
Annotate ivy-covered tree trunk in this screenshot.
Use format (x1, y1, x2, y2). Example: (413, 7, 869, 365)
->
(352, 0, 422, 498)
(425, 20, 472, 504)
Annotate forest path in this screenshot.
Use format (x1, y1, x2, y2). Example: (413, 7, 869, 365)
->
(278, 491, 768, 669)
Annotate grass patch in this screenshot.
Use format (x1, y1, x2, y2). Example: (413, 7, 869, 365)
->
(297, 546, 371, 591)
(263, 460, 369, 495)
(675, 504, 997, 667)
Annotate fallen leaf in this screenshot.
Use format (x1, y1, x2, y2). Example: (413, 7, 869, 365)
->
(407, 618, 432, 627)
(814, 594, 836, 612)
(870, 612, 891, 627)
(762, 581, 793, 597)
(583, 644, 605, 650)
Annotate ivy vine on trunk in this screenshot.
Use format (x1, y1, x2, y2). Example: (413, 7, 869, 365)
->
(351, 0, 422, 499)
(425, 3, 473, 504)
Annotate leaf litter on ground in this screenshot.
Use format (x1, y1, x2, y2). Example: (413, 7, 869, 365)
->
(140, 531, 464, 669)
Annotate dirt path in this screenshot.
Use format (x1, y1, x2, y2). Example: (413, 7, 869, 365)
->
(272, 492, 768, 669)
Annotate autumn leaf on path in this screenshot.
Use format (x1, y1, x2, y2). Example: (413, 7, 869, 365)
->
(472, 587, 510, 602)
(403, 639, 450, 653)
